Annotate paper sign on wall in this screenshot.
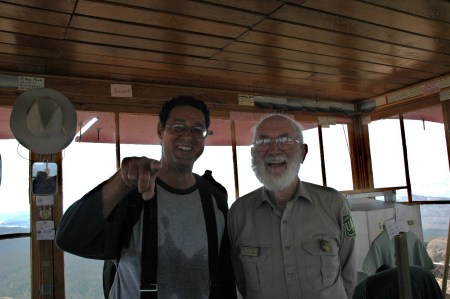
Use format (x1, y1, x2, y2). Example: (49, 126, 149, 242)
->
(111, 84, 133, 97)
(18, 76, 45, 90)
(36, 220, 55, 240)
(36, 195, 54, 206)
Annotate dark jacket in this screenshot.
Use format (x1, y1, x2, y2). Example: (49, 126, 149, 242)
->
(56, 175, 237, 299)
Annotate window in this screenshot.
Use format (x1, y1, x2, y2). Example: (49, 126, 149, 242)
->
(0, 236, 31, 298)
(0, 106, 31, 298)
(403, 105, 450, 202)
(236, 145, 261, 197)
(369, 104, 450, 203)
(368, 117, 408, 199)
(0, 139, 30, 224)
(299, 124, 322, 186)
(62, 111, 117, 299)
(322, 124, 353, 190)
(367, 103, 450, 288)
(194, 145, 236, 206)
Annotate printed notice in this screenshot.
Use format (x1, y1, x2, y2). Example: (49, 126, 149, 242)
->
(36, 195, 54, 206)
(36, 220, 55, 240)
(384, 218, 410, 240)
(18, 76, 45, 90)
(111, 84, 132, 97)
(238, 94, 255, 106)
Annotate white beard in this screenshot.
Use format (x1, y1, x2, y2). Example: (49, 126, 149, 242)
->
(251, 148, 303, 191)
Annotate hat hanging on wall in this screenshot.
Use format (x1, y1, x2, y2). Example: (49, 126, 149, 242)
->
(10, 88, 77, 154)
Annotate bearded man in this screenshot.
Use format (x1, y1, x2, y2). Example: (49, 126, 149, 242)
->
(228, 114, 356, 299)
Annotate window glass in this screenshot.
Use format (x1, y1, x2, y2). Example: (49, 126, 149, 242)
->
(420, 204, 450, 278)
(194, 145, 236, 206)
(300, 125, 322, 186)
(236, 145, 261, 197)
(403, 105, 450, 202)
(421, 205, 450, 243)
(322, 124, 353, 190)
(234, 116, 263, 198)
(368, 117, 407, 199)
(0, 139, 30, 231)
(62, 111, 116, 299)
(0, 237, 31, 298)
(63, 112, 117, 209)
(0, 107, 31, 298)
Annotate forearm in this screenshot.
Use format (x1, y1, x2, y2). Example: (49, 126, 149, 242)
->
(101, 170, 133, 218)
(55, 186, 123, 259)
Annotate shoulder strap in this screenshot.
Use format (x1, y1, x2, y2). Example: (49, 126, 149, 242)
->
(197, 175, 220, 296)
(140, 197, 158, 299)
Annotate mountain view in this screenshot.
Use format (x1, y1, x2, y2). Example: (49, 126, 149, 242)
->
(0, 212, 103, 299)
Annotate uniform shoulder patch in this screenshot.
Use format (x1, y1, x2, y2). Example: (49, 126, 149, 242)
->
(343, 213, 356, 238)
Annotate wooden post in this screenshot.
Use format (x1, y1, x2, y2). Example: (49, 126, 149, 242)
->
(395, 232, 412, 299)
(30, 152, 65, 299)
(230, 120, 240, 199)
(442, 220, 450, 296)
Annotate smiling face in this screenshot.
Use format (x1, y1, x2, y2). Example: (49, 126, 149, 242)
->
(158, 105, 207, 173)
(251, 115, 305, 191)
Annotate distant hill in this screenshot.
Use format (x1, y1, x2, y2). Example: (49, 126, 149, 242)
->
(0, 212, 103, 298)
(0, 211, 29, 232)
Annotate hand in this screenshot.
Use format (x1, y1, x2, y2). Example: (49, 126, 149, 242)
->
(120, 157, 161, 200)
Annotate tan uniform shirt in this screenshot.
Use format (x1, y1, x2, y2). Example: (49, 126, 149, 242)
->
(228, 180, 356, 299)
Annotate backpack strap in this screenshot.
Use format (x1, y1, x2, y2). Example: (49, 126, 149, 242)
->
(197, 175, 220, 296)
(140, 196, 158, 299)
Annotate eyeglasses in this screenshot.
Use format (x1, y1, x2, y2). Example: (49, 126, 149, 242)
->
(254, 136, 300, 151)
(165, 123, 208, 139)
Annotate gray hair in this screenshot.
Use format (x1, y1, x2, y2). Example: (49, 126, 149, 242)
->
(251, 113, 304, 144)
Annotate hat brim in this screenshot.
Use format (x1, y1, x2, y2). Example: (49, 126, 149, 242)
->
(10, 88, 77, 154)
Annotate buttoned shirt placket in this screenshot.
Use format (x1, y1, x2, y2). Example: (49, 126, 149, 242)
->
(268, 197, 302, 299)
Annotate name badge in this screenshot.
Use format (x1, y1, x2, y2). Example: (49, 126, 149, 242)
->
(240, 246, 260, 257)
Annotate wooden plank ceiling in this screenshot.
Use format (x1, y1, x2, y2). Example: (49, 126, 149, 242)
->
(0, 0, 449, 145)
(0, 0, 449, 102)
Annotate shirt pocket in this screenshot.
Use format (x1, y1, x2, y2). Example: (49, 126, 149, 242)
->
(302, 237, 340, 290)
(239, 246, 273, 293)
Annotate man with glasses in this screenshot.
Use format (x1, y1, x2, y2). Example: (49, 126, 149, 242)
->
(56, 96, 237, 299)
(228, 113, 356, 299)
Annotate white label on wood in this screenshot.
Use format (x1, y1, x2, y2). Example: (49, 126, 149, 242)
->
(18, 76, 45, 90)
(111, 84, 133, 97)
(238, 94, 255, 106)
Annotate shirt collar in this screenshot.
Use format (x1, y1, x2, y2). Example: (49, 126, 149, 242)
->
(251, 179, 314, 210)
(297, 180, 314, 205)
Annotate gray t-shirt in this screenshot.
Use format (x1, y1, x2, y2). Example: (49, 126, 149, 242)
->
(109, 181, 224, 299)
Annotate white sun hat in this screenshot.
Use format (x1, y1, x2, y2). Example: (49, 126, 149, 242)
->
(10, 88, 77, 154)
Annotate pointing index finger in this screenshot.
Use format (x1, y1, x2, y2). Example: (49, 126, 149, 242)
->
(150, 160, 161, 175)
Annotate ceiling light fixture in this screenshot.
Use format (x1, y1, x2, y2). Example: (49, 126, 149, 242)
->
(75, 117, 98, 141)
